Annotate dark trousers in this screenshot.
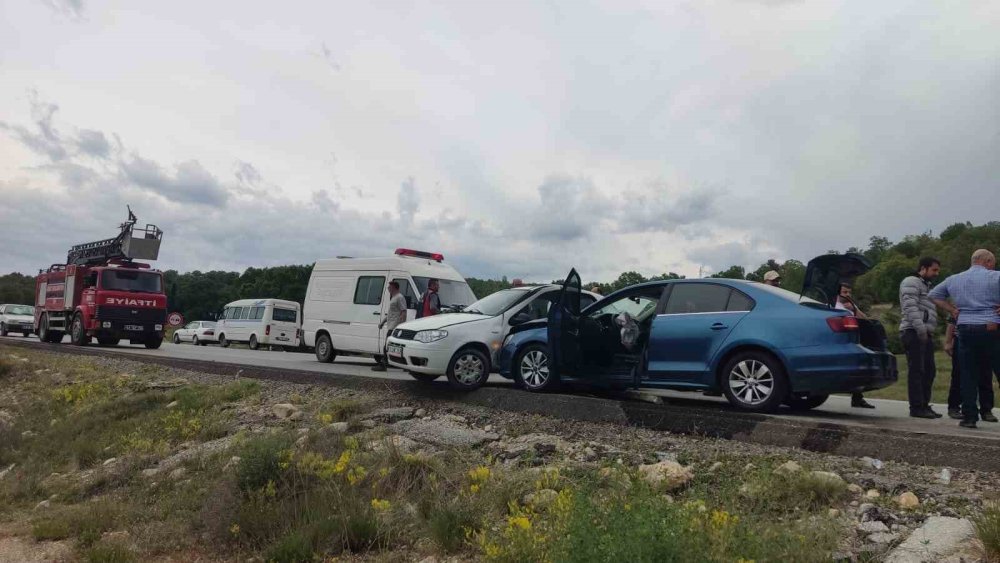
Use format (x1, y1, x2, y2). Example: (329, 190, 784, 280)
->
(947, 339, 994, 413)
(901, 329, 936, 412)
(956, 327, 1000, 422)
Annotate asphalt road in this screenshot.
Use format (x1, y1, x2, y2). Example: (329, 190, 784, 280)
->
(4, 333, 998, 443)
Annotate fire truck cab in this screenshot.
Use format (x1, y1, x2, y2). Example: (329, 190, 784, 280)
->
(34, 210, 168, 349)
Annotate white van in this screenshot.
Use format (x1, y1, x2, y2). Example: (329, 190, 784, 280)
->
(303, 248, 476, 363)
(215, 298, 302, 350)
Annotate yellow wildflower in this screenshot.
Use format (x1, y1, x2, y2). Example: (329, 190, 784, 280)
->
(318, 413, 333, 424)
(507, 515, 531, 531)
(229, 523, 241, 536)
(370, 498, 391, 511)
(469, 466, 491, 483)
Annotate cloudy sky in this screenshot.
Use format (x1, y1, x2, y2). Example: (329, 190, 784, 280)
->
(2, 0, 998, 282)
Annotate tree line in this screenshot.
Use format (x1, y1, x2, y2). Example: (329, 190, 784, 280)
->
(2, 221, 998, 324)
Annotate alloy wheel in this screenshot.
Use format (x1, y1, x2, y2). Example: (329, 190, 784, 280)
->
(453, 353, 485, 385)
(520, 349, 549, 388)
(728, 360, 774, 405)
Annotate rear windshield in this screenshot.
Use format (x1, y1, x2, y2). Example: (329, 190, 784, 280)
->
(752, 283, 824, 306)
(272, 307, 298, 323)
(101, 270, 163, 293)
(6, 305, 33, 315)
(413, 277, 477, 309)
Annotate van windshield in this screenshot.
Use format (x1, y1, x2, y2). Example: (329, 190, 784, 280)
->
(413, 277, 477, 310)
(101, 270, 162, 293)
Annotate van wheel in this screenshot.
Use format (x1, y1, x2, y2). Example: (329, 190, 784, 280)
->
(70, 313, 89, 346)
(315, 334, 335, 363)
(249, 335, 259, 350)
(720, 351, 789, 413)
(219, 334, 230, 348)
(446, 348, 490, 391)
(513, 344, 558, 392)
(172, 333, 181, 344)
(785, 394, 829, 411)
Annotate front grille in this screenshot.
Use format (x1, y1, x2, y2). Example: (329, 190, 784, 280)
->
(393, 329, 417, 340)
(95, 306, 166, 324)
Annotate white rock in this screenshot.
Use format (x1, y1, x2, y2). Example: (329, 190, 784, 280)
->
(848, 483, 864, 495)
(483, 424, 494, 433)
(808, 470, 845, 486)
(102, 458, 117, 466)
(21, 430, 36, 438)
(707, 461, 724, 473)
(885, 517, 975, 563)
(523, 488, 559, 509)
(34, 500, 50, 510)
(896, 492, 919, 509)
(271, 403, 301, 420)
(414, 408, 426, 417)
(325, 422, 350, 434)
(775, 460, 802, 476)
(828, 508, 841, 518)
(937, 468, 952, 485)
(858, 521, 890, 534)
(166, 401, 179, 409)
(637, 461, 694, 491)
(868, 532, 899, 544)
(142, 468, 160, 477)
(865, 489, 881, 499)
(169, 468, 187, 479)
(0, 463, 15, 480)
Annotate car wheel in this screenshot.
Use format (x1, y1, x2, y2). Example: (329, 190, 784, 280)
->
(0, 323, 7, 337)
(145, 335, 163, 349)
(720, 351, 789, 413)
(784, 394, 829, 411)
(249, 335, 259, 350)
(446, 347, 490, 391)
(219, 334, 230, 348)
(172, 333, 181, 344)
(70, 313, 89, 346)
(513, 344, 558, 392)
(408, 371, 441, 382)
(97, 337, 119, 347)
(23, 332, 31, 338)
(192, 335, 200, 346)
(315, 334, 335, 363)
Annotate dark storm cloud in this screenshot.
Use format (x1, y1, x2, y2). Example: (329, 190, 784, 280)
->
(0, 94, 68, 162)
(119, 156, 229, 208)
(76, 129, 110, 158)
(523, 175, 607, 241)
(618, 187, 720, 233)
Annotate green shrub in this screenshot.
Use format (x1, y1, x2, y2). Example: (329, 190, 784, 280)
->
(265, 531, 313, 563)
(236, 434, 291, 492)
(974, 502, 1000, 561)
(32, 518, 72, 541)
(428, 504, 474, 553)
(83, 542, 136, 563)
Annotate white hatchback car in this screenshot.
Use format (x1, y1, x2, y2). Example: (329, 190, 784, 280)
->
(0, 304, 35, 337)
(171, 321, 218, 346)
(386, 285, 599, 390)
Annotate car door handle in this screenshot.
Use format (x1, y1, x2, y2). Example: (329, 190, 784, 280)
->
(710, 323, 728, 330)
(372, 311, 381, 315)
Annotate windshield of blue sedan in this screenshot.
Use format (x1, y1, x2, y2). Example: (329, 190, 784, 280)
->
(462, 288, 534, 316)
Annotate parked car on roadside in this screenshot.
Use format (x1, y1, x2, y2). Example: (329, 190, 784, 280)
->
(0, 304, 35, 337)
(385, 285, 600, 390)
(171, 321, 218, 346)
(498, 253, 897, 413)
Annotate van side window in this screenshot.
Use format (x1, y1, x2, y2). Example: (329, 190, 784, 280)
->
(250, 306, 264, 320)
(354, 276, 385, 306)
(230, 307, 243, 319)
(240, 307, 251, 320)
(393, 278, 418, 309)
(272, 307, 297, 323)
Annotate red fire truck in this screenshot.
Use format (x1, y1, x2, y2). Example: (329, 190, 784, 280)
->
(34, 209, 168, 348)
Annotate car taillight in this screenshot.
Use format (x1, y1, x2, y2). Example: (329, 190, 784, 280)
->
(827, 315, 859, 332)
(265, 324, 271, 336)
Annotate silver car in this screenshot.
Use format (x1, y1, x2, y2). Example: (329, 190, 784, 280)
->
(0, 304, 35, 337)
(171, 321, 218, 346)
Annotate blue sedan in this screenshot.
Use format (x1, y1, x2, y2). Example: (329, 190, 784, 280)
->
(498, 254, 898, 413)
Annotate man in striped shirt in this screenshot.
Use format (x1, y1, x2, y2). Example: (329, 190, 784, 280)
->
(929, 249, 1000, 428)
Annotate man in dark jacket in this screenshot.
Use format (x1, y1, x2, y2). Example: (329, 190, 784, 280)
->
(898, 257, 942, 419)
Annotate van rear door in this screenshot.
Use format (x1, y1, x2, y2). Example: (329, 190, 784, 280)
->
(268, 303, 300, 345)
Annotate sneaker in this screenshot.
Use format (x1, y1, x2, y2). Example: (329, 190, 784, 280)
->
(927, 408, 943, 419)
(981, 412, 999, 423)
(851, 398, 876, 409)
(959, 419, 978, 429)
(371, 364, 387, 372)
(947, 409, 963, 420)
(909, 409, 938, 419)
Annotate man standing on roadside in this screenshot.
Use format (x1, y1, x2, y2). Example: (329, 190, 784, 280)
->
(943, 314, 996, 420)
(418, 278, 441, 318)
(930, 249, 1000, 428)
(373, 281, 407, 372)
(837, 283, 876, 409)
(763, 270, 781, 287)
(899, 257, 942, 419)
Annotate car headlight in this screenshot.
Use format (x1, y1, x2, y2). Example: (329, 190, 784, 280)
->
(414, 330, 448, 343)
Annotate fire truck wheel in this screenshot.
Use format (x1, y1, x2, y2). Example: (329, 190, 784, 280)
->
(145, 335, 163, 349)
(172, 333, 181, 344)
(70, 314, 89, 346)
(249, 335, 259, 350)
(39, 314, 63, 343)
(0, 323, 7, 337)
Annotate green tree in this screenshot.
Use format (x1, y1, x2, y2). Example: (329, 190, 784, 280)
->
(710, 265, 746, 280)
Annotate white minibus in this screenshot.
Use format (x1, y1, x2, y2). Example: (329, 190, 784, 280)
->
(215, 298, 301, 350)
(302, 248, 476, 363)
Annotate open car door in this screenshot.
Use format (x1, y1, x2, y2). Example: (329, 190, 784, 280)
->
(801, 253, 872, 306)
(548, 269, 582, 378)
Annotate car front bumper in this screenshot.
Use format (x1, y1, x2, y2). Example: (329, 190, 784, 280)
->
(385, 338, 453, 374)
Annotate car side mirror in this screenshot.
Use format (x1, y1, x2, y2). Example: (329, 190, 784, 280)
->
(509, 312, 532, 326)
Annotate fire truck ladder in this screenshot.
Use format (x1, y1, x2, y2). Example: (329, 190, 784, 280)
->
(66, 207, 163, 266)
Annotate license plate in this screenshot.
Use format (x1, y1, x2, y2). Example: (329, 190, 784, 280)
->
(387, 343, 404, 356)
(125, 325, 144, 332)
(276, 336, 290, 341)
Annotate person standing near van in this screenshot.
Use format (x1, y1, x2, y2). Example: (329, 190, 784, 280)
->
(899, 257, 942, 419)
(373, 281, 408, 371)
(418, 278, 442, 318)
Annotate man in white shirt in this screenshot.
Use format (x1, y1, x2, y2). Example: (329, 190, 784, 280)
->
(372, 281, 408, 372)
